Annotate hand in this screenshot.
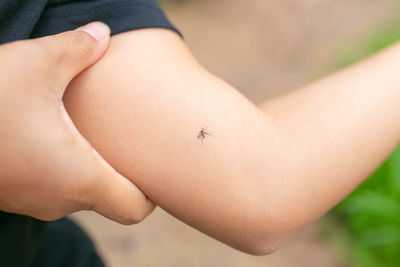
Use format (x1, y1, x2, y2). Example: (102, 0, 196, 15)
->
(0, 22, 155, 224)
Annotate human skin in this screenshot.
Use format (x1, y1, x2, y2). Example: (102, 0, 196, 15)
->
(63, 28, 400, 254)
(0, 23, 154, 224)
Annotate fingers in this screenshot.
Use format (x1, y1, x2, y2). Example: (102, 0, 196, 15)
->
(30, 22, 155, 224)
(57, 104, 156, 224)
(33, 22, 111, 97)
(88, 149, 156, 225)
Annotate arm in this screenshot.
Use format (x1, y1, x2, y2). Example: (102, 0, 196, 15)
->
(0, 24, 154, 224)
(63, 29, 400, 254)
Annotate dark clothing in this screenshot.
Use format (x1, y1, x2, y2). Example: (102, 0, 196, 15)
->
(0, 213, 105, 267)
(0, 0, 179, 266)
(30, 218, 106, 267)
(0, 212, 47, 267)
(0, 0, 179, 44)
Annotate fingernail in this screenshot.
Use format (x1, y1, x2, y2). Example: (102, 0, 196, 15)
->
(76, 22, 110, 41)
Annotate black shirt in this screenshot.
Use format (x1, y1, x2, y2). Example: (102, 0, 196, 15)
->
(0, 0, 179, 266)
(0, 0, 179, 44)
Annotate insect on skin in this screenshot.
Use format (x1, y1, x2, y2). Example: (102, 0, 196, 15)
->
(197, 128, 214, 140)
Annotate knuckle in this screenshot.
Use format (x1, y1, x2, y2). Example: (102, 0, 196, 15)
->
(62, 169, 97, 212)
(73, 175, 96, 209)
(31, 39, 51, 57)
(120, 215, 142, 225)
(131, 211, 146, 224)
(22, 41, 52, 72)
(36, 214, 60, 222)
(68, 154, 105, 212)
(32, 209, 64, 222)
(65, 31, 96, 58)
(120, 205, 151, 225)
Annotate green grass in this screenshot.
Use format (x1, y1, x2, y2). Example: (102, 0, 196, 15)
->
(335, 24, 400, 68)
(328, 23, 400, 267)
(332, 148, 400, 267)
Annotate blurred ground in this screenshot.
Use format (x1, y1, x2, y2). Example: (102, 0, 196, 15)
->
(72, 0, 400, 266)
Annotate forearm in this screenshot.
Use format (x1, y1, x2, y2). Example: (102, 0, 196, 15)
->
(63, 29, 400, 254)
(257, 41, 400, 246)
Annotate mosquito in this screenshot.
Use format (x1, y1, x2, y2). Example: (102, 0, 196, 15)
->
(197, 127, 214, 140)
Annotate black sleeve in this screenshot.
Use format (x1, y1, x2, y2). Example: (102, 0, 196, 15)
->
(0, 212, 46, 267)
(0, 1, 180, 266)
(31, 0, 181, 38)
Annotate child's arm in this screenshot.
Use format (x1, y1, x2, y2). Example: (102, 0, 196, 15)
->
(63, 28, 400, 255)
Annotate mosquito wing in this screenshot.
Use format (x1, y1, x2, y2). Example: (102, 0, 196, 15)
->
(204, 131, 214, 137)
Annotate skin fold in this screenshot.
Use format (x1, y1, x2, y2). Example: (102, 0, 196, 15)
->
(63, 28, 400, 254)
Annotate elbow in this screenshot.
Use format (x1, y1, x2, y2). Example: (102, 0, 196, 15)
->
(230, 210, 294, 255)
(228, 220, 290, 256)
(233, 186, 301, 255)
(249, 243, 283, 256)
(239, 233, 287, 256)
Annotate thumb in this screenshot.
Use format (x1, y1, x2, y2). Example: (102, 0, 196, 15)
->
(35, 22, 110, 95)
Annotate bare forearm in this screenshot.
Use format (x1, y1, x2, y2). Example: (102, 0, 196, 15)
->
(63, 29, 400, 254)
(257, 42, 400, 247)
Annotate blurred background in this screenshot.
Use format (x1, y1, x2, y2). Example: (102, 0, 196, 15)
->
(71, 0, 400, 266)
